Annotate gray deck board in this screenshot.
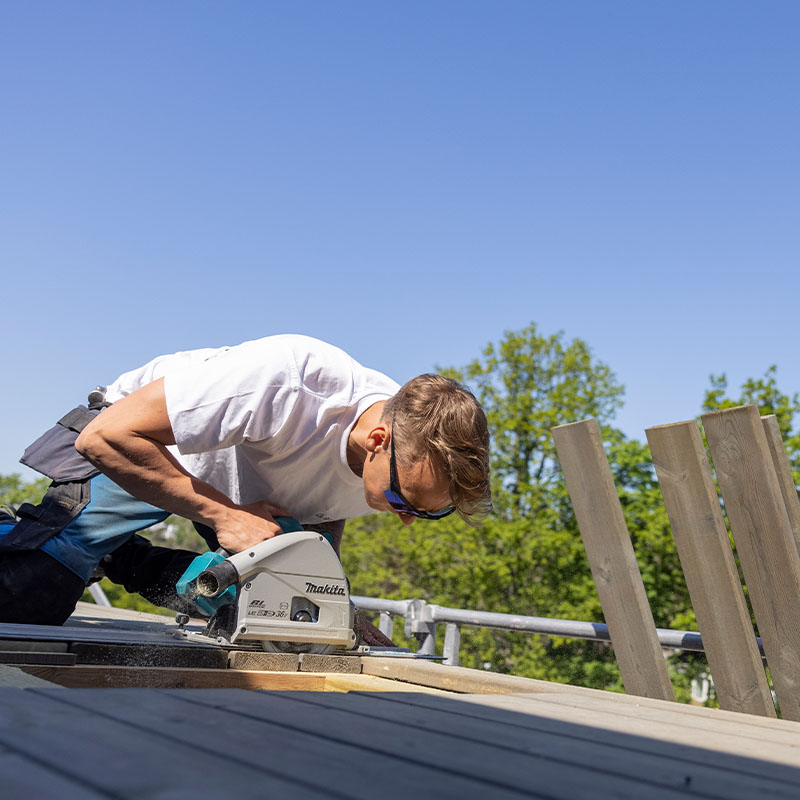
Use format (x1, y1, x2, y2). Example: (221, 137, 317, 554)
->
(4, 606, 800, 799)
(0, 688, 324, 800)
(295, 689, 800, 799)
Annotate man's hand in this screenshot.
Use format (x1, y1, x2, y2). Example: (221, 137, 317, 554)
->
(213, 501, 290, 553)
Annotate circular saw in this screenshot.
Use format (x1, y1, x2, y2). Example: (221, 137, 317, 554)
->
(178, 527, 359, 655)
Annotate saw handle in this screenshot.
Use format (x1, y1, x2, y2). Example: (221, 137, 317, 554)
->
(194, 516, 306, 598)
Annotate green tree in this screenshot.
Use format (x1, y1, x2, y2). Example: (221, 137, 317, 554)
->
(440, 323, 625, 520)
(345, 323, 639, 688)
(703, 365, 800, 480)
(0, 473, 48, 508)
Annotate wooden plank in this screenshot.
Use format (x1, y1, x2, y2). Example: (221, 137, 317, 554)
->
(172, 689, 699, 799)
(69, 641, 227, 669)
(18, 664, 328, 690)
(304, 690, 800, 799)
(519, 690, 800, 745)
(55, 688, 532, 800)
(228, 650, 300, 671)
(383, 691, 800, 787)
(299, 652, 362, 673)
(361, 657, 628, 695)
(0, 651, 76, 666)
(0, 688, 321, 799)
(0, 751, 108, 798)
(762, 414, 800, 556)
(324, 673, 454, 694)
(0, 640, 68, 652)
(645, 420, 775, 717)
(0, 665, 64, 688)
(701, 404, 800, 721)
(551, 418, 675, 701)
(453, 694, 800, 781)
(506, 688, 795, 733)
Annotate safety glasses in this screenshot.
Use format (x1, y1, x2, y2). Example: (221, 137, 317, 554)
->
(384, 430, 456, 520)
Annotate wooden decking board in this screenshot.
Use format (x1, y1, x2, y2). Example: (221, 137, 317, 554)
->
(56, 687, 535, 800)
(0, 664, 63, 688)
(0, 751, 109, 798)
(505, 689, 800, 735)
(0, 619, 211, 648)
(520, 691, 800, 750)
(372, 690, 800, 788)
(0, 651, 77, 666)
(69, 641, 228, 669)
(18, 664, 330, 689)
(0, 688, 325, 800)
(361, 656, 605, 694)
(289, 689, 800, 800)
(0, 640, 69, 652)
(179, 688, 704, 799)
(323, 673, 455, 694)
(459, 694, 800, 771)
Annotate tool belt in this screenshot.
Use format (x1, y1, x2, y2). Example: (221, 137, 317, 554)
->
(0, 405, 101, 552)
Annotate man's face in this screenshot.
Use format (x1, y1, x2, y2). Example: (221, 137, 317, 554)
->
(362, 432, 452, 526)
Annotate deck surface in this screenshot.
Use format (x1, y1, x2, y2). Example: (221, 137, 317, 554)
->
(1, 604, 799, 798)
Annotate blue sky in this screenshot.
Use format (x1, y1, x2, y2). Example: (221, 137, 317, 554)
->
(2, 1, 799, 477)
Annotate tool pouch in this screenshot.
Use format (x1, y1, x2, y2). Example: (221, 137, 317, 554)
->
(0, 479, 92, 552)
(19, 405, 100, 483)
(0, 405, 101, 552)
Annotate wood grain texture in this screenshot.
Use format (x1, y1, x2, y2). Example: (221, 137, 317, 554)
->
(375, 690, 800, 790)
(701, 404, 800, 721)
(646, 420, 775, 716)
(299, 652, 362, 673)
(18, 664, 329, 690)
(0, 689, 320, 799)
(552, 418, 675, 701)
(460, 692, 800, 773)
(306, 690, 800, 799)
(227, 650, 300, 671)
(0, 664, 64, 688)
(179, 689, 700, 799)
(761, 414, 800, 557)
(70, 641, 227, 669)
(323, 673, 454, 693)
(55, 688, 538, 800)
(361, 657, 612, 695)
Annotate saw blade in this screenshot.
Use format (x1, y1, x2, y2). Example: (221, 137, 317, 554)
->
(260, 639, 335, 655)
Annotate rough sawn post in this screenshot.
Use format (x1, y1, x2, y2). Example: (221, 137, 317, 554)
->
(552, 418, 674, 701)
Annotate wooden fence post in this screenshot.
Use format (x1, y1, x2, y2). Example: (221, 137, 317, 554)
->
(552, 418, 674, 701)
(646, 420, 775, 717)
(761, 414, 800, 557)
(701, 404, 800, 721)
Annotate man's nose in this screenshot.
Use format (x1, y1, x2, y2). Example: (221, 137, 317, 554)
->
(398, 513, 415, 526)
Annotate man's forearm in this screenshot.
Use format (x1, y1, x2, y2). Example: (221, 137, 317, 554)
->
(74, 378, 285, 552)
(76, 426, 237, 529)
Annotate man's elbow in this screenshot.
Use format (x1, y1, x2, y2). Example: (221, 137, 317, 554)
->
(75, 424, 112, 467)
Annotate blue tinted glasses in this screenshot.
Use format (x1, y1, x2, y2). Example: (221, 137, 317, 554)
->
(384, 431, 456, 520)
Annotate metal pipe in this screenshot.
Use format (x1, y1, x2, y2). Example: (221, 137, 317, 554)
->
(351, 596, 765, 659)
(378, 611, 394, 639)
(443, 623, 461, 666)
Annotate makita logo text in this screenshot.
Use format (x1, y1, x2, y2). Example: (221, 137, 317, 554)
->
(305, 582, 346, 596)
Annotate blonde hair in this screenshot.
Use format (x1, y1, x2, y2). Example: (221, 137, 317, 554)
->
(382, 374, 491, 521)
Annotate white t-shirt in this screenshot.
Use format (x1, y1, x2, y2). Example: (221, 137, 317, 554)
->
(105, 335, 400, 523)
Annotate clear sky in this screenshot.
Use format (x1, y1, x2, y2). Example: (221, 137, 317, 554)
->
(2, 1, 799, 477)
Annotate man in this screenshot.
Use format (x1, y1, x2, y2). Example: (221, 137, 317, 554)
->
(0, 334, 491, 627)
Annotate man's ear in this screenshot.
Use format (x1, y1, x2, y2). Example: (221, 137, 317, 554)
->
(365, 425, 389, 454)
